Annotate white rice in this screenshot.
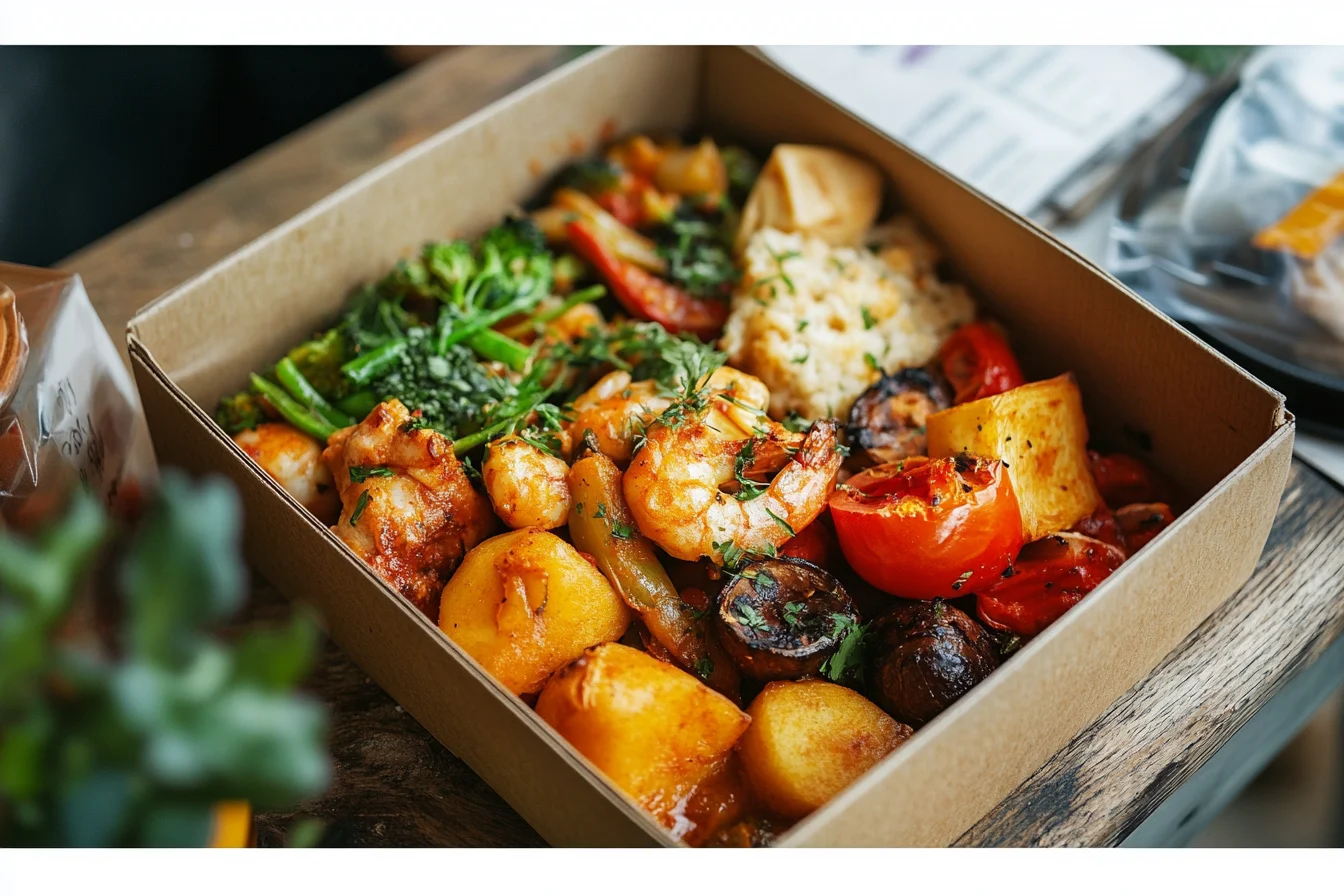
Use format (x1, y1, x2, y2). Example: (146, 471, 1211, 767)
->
(719, 228, 975, 421)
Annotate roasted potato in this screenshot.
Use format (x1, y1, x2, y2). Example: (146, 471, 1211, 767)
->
(536, 643, 751, 829)
(438, 529, 632, 695)
(654, 137, 728, 197)
(736, 145, 883, 252)
(925, 373, 1102, 541)
(737, 680, 912, 820)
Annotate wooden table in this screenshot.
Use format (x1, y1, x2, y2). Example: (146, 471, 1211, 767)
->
(64, 46, 1344, 848)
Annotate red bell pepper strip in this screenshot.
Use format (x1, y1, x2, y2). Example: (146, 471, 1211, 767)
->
(565, 219, 729, 340)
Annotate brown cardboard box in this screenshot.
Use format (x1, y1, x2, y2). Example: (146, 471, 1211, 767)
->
(125, 46, 1294, 847)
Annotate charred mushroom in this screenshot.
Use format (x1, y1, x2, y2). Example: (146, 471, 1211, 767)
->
(867, 600, 998, 727)
(716, 557, 858, 681)
(845, 366, 952, 468)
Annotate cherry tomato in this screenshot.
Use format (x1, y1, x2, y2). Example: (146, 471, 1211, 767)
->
(937, 321, 1026, 405)
(1115, 502, 1175, 554)
(566, 220, 728, 340)
(829, 455, 1025, 600)
(779, 516, 836, 567)
(976, 533, 1124, 637)
(1087, 451, 1174, 508)
(1069, 502, 1125, 553)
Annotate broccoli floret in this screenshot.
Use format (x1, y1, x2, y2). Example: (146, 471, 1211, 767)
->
(215, 391, 269, 434)
(553, 159, 624, 196)
(480, 216, 549, 261)
(471, 217, 553, 310)
(424, 240, 477, 295)
(284, 327, 349, 399)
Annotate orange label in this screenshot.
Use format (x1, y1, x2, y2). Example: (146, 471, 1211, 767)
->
(1253, 169, 1344, 259)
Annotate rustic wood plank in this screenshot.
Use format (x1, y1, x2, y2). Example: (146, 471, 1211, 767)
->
(957, 463, 1344, 846)
(60, 45, 576, 365)
(49, 45, 1344, 847)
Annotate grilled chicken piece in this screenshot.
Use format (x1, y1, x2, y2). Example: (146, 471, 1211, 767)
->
(323, 399, 496, 617)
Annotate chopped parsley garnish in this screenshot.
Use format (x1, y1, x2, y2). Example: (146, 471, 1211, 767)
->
(733, 441, 768, 501)
(861, 306, 877, 330)
(733, 599, 769, 633)
(348, 465, 393, 483)
(694, 656, 715, 680)
(593, 503, 607, 519)
(764, 506, 796, 538)
(610, 520, 634, 539)
(657, 218, 739, 299)
(864, 352, 882, 372)
(781, 411, 810, 434)
(348, 490, 372, 526)
(819, 616, 869, 684)
(797, 319, 810, 333)
(951, 570, 974, 592)
(782, 601, 805, 626)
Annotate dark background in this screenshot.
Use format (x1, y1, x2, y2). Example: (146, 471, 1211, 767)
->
(0, 47, 405, 266)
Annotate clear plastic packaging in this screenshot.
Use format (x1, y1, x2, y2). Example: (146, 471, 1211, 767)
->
(1110, 47, 1344, 395)
(0, 263, 155, 527)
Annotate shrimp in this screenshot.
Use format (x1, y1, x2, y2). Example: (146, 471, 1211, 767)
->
(565, 370, 671, 465)
(234, 422, 340, 522)
(623, 412, 843, 565)
(482, 436, 572, 530)
(323, 399, 496, 618)
(566, 365, 772, 465)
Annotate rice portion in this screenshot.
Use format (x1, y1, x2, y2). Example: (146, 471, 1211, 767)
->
(719, 228, 975, 421)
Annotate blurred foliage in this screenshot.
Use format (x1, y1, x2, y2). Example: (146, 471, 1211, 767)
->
(0, 473, 330, 846)
(1164, 46, 1255, 78)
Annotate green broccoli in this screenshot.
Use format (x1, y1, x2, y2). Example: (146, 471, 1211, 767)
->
(215, 390, 269, 434)
(554, 159, 625, 196)
(284, 327, 349, 399)
(424, 240, 477, 301)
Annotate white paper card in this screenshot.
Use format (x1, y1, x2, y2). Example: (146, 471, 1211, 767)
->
(762, 45, 1189, 215)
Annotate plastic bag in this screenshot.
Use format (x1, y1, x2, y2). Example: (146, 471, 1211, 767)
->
(0, 263, 156, 527)
(1179, 47, 1344, 340)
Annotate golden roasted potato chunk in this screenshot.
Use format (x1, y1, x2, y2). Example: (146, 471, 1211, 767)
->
(926, 373, 1102, 541)
(736, 145, 883, 252)
(438, 529, 631, 696)
(737, 680, 911, 820)
(535, 643, 751, 829)
(653, 138, 728, 197)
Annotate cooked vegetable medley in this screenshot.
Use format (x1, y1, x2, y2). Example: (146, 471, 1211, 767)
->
(217, 134, 1183, 846)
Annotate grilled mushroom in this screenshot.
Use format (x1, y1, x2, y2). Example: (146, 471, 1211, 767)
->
(716, 558, 858, 681)
(867, 600, 998, 727)
(845, 366, 953, 468)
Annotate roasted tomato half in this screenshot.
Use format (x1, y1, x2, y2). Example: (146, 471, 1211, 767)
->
(1087, 451, 1175, 509)
(1115, 502, 1176, 553)
(1069, 502, 1125, 552)
(828, 455, 1025, 600)
(976, 532, 1125, 638)
(937, 321, 1025, 405)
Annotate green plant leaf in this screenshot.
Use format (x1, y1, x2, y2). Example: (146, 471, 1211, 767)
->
(137, 801, 214, 848)
(119, 473, 245, 664)
(60, 769, 134, 847)
(232, 612, 319, 692)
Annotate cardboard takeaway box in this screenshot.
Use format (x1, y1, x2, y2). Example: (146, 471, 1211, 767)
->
(126, 46, 1294, 847)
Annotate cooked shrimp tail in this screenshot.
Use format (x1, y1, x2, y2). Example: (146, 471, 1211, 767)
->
(482, 436, 572, 530)
(623, 414, 842, 565)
